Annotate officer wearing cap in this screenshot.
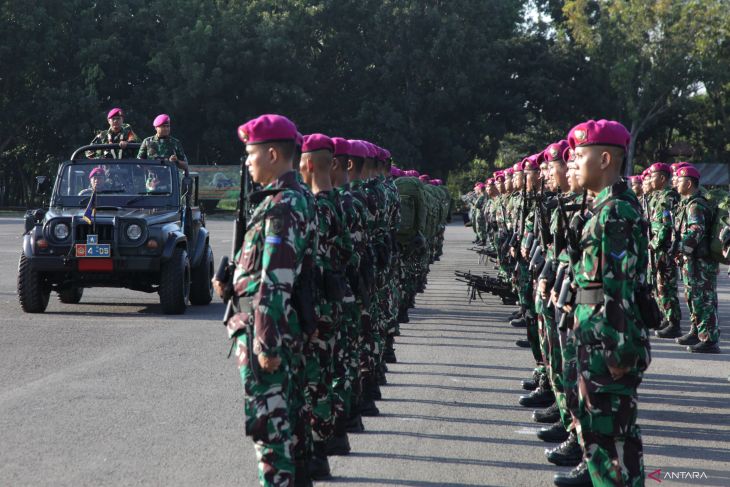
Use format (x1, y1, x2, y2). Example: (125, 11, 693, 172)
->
(78, 166, 108, 195)
(629, 175, 643, 197)
(88, 107, 140, 159)
(673, 164, 721, 353)
(211, 114, 317, 487)
(554, 119, 650, 487)
(137, 114, 189, 171)
(646, 163, 682, 339)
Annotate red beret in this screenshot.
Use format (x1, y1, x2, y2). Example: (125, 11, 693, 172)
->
(493, 172, 505, 182)
(485, 178, 494, 185)
(522, 155, 540, 171)
(347, 140, 369, 158)
(89, 166, 105, 179)
(562, 147, 575, 164)
(544, 140, 569, 163)
(567, 119, 631, 150)
(642, 168, 652, 177)
(475, 182, 485, 189)
(331, 137, 350, 157)
(629, 176, 643, 183)
(513, 162, 524, 172)
(302, 133, 334, 153)
(153, 114, 170, 127)
(357, 141, 377, 159)
(107, 108, 123, 119)
(676, 165, 700, 180)
(390, 166, 403, 177)
(505, 167, 514, 176)
(672, 162, 691, 174)
(649, 162, 671, 175)
(237, 114, 298, 145)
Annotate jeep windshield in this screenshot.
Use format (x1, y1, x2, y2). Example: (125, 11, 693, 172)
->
(53, 161, 178, 208)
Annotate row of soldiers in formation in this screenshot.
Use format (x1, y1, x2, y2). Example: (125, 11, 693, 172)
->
(463, 119, 725, 487)
(209, 114, 451, 486)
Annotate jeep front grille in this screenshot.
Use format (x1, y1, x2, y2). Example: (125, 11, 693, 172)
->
(75, 224, 114, 243)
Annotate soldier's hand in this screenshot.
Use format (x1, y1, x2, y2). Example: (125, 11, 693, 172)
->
(537, 279, 548, 300)
(258, 354, 281, 373)
(119, 141, 128, 149)
(607, 364, 631, 380)
(212, 277, 225, 298)
(521, 248, 528, 260)
(510, 248, 516, 258)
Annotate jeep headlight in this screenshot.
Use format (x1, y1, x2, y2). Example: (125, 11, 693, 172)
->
(126, 223, 143, 241)
(53, 222, 70, 240)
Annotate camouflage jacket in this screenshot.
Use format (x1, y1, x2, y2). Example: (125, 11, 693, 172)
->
(137, 135, 187, 161)
(336, 184, 358, 272)
(382, 176, 402, 246)
(573, 180, 650, 379)
(89, 124, 140, 158)
(227, 170, 318, 356)
(675, 191, 713, 258)
(648, 187, 679, 251)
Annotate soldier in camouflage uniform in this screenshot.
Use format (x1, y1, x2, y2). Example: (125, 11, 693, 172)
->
(328, 137, 361, 451)
(137, 114, 189, 171)
(673, 165, 721, 354)
(87, 107, 140, 159)
(645, 163, 682, 339)
(347, 140, 381, 418)
(298, 134, 349, 479)
(555, 119, 651, 487)
(629, 175, 643, 198)
(213, 114, 317, 487)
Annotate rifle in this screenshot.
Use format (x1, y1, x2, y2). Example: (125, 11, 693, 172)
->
(454, 270, 517, 305)
(555, 189, 589, 330)
(217, 159, 256, 375)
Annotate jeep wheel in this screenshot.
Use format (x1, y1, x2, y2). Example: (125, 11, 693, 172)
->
(159, 247, 190, 314)
(17, 253, 50, 313)
(190, 245, 214, 305)
(58, 287, 84, 304)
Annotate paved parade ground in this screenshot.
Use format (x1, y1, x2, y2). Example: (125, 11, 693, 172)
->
(1, 218, 729, 487)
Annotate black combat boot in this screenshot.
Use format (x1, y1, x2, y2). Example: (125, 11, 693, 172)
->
(553, 461, 591, 487)
(294, 459, 314, 487)
(655, 320, 682, 339)
(515, 339, 531, 348)
(509, 309, 523, 321)
(546, 431, 582, 467)
(510, 316, 527, 328)
(687, 340, 721, 354)
(398, 306, 410, 324)
(537, 421, 570, 443)
(308, 441, 332, 480)
(519, 387, 554, 407)
(676, 329, 700, 346)
(345, 409, 365, 433)
(359, 375, 380, 416)
(326, 416, 351, 456)
(521, 369, 540, 391)
(377, 363, 388, 386)
(383, 335, 397, 363)
(532, 402, 560, 423)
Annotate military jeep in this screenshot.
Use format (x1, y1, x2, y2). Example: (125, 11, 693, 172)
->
(18, 144, 214, 314)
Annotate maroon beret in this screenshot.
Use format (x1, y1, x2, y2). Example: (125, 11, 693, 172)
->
(237, 114, 298, 145)
(567, 119, 631, 150)
(676, 165, 700, 180)
(331, 137, 350, 157)
(302, 133, 334, 153)
(544, 140, 569, 163)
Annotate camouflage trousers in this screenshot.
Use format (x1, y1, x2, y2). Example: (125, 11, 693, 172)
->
(537, 296, 572, 431)
(680, 257, 720, 343)
(576, 345, 645, 487)
(358, 299, 376, 373)
(235, 337, 297, 487)
(654, 255, 681, 326)
(558, 321, 579, 424)
(516, 266, 540, 366)
(333, 298, 361, 418)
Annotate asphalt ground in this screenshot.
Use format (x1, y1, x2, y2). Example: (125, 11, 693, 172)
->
(1, 218, 729, 486)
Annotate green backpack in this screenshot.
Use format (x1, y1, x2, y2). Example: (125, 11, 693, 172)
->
(696, 191, 730, 265)
(394, 177, 427, 242)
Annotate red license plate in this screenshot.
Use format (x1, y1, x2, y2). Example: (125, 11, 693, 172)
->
(78, 258, 113, 272)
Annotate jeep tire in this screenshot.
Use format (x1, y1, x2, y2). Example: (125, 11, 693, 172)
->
(159, 247, 190, 314)
(58, 287, 84, 304)
(190, 244, 214, 305)
(18, 253, 50, 313)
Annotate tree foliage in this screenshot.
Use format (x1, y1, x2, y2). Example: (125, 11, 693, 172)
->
(1, 0, 728, 206)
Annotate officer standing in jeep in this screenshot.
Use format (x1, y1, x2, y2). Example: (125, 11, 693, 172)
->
(87, 107, 140, 159)
(137, 114, 189, 171)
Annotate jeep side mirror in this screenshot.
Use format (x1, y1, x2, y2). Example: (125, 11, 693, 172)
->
(35, 176, 51, 195)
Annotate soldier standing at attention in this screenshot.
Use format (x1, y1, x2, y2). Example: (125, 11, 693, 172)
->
(629, 176, 643, 197)
(561, 119, 651, 487)
(298, 133, 346, 480)
(137, 114, 189, 171)
(673, 165, 721, 353)
(646, 163, 682, 339)
(88, 107, 140, 159)
(212, 114, 316, 487)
